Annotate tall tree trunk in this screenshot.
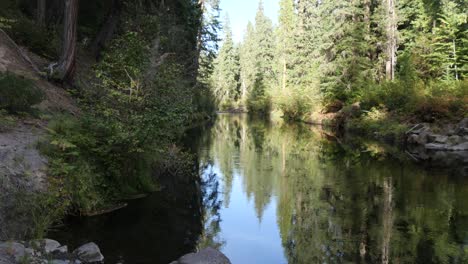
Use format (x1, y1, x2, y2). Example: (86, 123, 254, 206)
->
(36, 0, 46, 26)
(282, 57, 286, 91)
(91, 0, 122, 60)
(385, 0, 397, 80)
(56, 0, 79, 82)
(453, 39, 458, 80)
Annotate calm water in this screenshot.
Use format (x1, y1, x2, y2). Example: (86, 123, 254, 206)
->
(53, 114, 468, 264)
(190, 114, 468, 264)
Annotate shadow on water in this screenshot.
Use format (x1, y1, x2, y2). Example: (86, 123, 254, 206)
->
(51, 114, 468, 264)
(49, 166, 204, 264)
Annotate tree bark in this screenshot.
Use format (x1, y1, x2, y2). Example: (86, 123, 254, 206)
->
(91, 0, 122, 60)
(36, 0, 46, 26)
(56, 0, 79, 82)
(385, 0, 397, 80)
(282, 57, 286, 91)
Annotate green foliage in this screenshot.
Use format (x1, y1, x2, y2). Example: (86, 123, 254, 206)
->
(0, 17, 14, 28)
(247, 77, 271, 114)
(211, 16, 241, 106)
(0, 73, 44, 113)
(347, 107, 408, 143)
(42, 115, 157, 214)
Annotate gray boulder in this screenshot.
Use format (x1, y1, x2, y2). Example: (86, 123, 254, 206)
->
(0, 242, 25, 262)
(73, 243, 104, 263)
(44, 239, 61, 253)
(172, 248, 231, 264)
(425, 143, 449, 151)
(450, 142, 468, 151)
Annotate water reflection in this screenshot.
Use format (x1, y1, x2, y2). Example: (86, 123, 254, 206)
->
(192, 114, 468, 264)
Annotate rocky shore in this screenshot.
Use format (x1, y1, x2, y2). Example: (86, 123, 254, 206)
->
(406, 118, 468, 166)
(0, 239, 103, 264)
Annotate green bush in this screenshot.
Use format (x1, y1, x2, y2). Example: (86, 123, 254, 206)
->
(347, 107, 408, 143)
(0, 73, 44, 113)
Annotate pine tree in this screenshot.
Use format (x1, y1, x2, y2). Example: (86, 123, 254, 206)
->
(211, 14, 241, 108)
(430, 0, 467, 80)
(275, 0, 296, 92)
(239, 22, 257, 106)
(245, 0, 275, 113)
(254, 0, 275, 86)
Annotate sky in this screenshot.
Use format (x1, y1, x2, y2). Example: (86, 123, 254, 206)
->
(220, 0, 279, 43)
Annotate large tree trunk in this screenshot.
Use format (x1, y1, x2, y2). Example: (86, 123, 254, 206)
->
(56, 0, 79, 82)
(385, 0, 397, 80)
(36, 0, 46, 26)
(91, 0, 122, 60)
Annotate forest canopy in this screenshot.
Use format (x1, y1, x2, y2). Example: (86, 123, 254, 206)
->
(211, 0, 467, 123)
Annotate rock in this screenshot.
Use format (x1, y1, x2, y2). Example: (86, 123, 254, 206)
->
(25, 247, 35, 256)
(456, 127, 468, 136)
(54, 246, 68, 254)
(426, 133, 438, 142)
(425, 143, 449, 151)
(458, 118, 468, 128)
(174, 248, 231, 264)
(408, 131, 429, 145)
(43, 239, 61, 253)
(448, 135, 462, 145)
(450, 142, 468, 151)
(73, 243, 104, 263)
(434, 135, 448, 144)
(0, 242, 26, 262)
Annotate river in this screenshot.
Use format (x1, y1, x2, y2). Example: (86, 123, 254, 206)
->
(52, 114, 468, 263)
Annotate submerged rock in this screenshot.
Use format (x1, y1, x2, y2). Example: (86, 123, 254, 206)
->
(171, 248, 231, 264)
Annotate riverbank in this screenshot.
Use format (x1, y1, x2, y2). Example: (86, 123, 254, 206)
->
(302, 103, 468, 161)
(0, 19, 206, 243)
(0, 239, 103, 264)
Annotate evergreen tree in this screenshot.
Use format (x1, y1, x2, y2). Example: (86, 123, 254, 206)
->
(275, 0, 296, 92)
(430, 0, 467, 80)
(211, 14, 241, 108)
(239, 22, 257, 106)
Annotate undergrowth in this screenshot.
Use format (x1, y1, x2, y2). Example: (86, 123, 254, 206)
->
(0, 72, 44, 114)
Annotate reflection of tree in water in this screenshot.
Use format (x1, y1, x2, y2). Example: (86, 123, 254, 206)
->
(193, 115, 468, 263)
(197, 165, 225, 250)
(279, 140, 468, 264)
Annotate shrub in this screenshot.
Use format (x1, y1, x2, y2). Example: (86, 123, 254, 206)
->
(276, 85, 321, 121)
(347, 107, 408, 143)
(0, 73, 44, 113)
